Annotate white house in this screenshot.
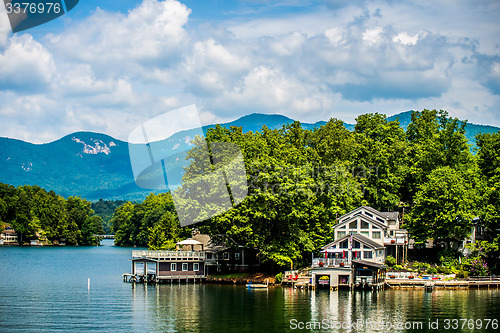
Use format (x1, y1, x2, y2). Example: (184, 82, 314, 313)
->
(313, 206, 408, 268)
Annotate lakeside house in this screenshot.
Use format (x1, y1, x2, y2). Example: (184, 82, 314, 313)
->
(310, 206, 408, 289)
(127, 230, 260, 282)
(0, 225, 18, 245)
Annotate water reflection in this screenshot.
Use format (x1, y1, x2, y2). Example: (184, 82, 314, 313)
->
(130, 285, 500, 333)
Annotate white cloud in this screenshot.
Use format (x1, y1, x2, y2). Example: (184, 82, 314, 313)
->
(362, 26, 383, 45)
(0, 35, 55, 91)
(0, 7, 10, 48)
(0, 0, 499, 143)
(393, 31, 420, 45)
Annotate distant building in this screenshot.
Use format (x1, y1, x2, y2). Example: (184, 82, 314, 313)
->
(0, 225, 18, 245)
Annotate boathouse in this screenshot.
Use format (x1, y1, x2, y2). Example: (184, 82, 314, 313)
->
(125, 231, 261, 282)
(352, 259, 386, 289)
(0, 225, 18, 245)
(310, 266, 354, 290)
(127, 249, 206, 283)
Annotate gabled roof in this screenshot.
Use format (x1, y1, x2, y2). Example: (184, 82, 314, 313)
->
(321, 233, 385, 250)
(352, 259, 386, 269)
(334, 213, 388, 231)
(337, 206, 387, 223)
(352, 234, 385, 249)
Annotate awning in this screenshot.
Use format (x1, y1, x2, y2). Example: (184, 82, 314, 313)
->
(176, 239, 202, 245)
(320, 248, 345, 253)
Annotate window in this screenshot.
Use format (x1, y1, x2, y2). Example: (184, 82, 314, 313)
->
(390, 230, 394, 236)
(235, 253, 240, 260)
(206, 253, 213, 259)
(364, 251, 373, 259)
(353, 240, 361, 249)
(361, 221, 369, 229)
(193, 263, 199, 271)
(364, 211, 373, 218)
(360, 231, 369, 237)
(376, 217, 385, 223)
(349, 221, 358, 229)
(340, 240, 349, 249)
(353, 212, 361, 216)
(377, 250, 384, 257)
(223, 252, 229, 260)
(338, 225, 346, 229)
(171, 263, 177, 271)
(337, 231, 346, 239)
(182, 263, 188, 271)
(372, 231, 381, 239)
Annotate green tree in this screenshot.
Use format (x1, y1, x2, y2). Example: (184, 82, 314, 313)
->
(354, 113, 408, 210)
(404, 109, 472, 203)
(408, 166, 478, 245)
(476, 132, 500, 241)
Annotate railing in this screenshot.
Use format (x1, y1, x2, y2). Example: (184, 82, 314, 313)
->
(312, 258, 349, 268)
(132, 250, 206, 260)
(468, 276, 500, 281)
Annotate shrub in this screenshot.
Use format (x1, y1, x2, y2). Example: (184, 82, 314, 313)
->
(393, 264, 403, 270)
(469, 258, 489, 276)
(427, 267, 438, 274)
(413, 262, 428, 269)
(385, 255, 397, 267)
(275, 272, 284, 283)
(437, 266, 450, 274)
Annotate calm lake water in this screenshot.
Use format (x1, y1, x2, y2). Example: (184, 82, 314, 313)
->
(0, 240, 499, 332)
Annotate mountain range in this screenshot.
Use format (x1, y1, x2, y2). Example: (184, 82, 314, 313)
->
(1, 111, 498, 201)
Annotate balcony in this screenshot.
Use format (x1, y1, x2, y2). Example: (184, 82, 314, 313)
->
(132, 250, 206, 260)
(312, 258, 350, 268)
(384, 237, 406, 245)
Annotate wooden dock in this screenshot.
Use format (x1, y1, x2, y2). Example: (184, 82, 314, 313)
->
(385, 279, 500, 289)
(123, 273, 205, 284)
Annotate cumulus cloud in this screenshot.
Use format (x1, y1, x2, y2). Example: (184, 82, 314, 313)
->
(0, 35, 55, 91)
(0, 0, 499, 142)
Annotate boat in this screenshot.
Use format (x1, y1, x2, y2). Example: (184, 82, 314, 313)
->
(246, 280, 269, 289)
(246, 283, 268, 289)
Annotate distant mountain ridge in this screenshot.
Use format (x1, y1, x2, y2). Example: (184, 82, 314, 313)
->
(0, 111, 498, 201)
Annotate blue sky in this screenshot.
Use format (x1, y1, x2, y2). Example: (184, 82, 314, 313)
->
(0, 0, 499, 143)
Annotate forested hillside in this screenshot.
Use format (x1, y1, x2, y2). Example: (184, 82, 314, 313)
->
(0, 184, 103, 245)
(109, 109, 500, 269)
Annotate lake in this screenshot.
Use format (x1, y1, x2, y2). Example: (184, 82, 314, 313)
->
(0, 240, 499, 332)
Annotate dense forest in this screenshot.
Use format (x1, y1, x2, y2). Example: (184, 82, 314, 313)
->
(0, 184, 103, 245)
(91, 199, 127, 234)
(1, 109, 499, 271)
(109, 109, 500, 269)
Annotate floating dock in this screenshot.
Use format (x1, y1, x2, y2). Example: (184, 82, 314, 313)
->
(385, 279, 500, 289)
